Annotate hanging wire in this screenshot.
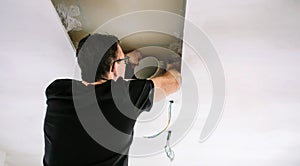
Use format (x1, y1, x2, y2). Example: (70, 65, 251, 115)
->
(143, 100, 175, 161)
(144, 100, 174, 138)
(164, 130, 175, 161)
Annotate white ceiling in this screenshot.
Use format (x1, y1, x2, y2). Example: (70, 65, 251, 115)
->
(0, 0, 300, 165)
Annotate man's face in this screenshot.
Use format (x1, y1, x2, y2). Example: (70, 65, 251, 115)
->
(114, 44, 126, 79)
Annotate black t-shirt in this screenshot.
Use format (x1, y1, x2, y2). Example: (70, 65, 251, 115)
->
(43, 78, 154, 166)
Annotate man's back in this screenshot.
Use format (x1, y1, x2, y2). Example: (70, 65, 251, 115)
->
(43, 78, 154, 166)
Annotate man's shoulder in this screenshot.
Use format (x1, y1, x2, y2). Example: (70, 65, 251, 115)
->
(45, 78, 80, 98)
(123, 78, 154, 86)
(112, 78, 154, 93)
(128, 79, 154, 90)
(46, 78, 73, 90)
(127, 79, 155, 112)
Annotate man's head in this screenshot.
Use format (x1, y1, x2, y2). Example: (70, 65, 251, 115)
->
(76, 34, 127, 82)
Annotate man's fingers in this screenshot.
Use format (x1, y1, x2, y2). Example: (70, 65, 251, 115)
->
(127, 50, 142, 65)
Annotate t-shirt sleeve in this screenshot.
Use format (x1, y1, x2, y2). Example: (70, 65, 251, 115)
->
(128, 79, 154, 113)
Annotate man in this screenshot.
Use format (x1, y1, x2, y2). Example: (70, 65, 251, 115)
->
(43, 34, 181, 166)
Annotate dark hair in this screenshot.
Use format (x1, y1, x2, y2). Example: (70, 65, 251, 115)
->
(76, 34, 119, 82)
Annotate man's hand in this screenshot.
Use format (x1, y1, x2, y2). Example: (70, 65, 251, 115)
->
(151, 61, 181, 102)
(126, 50, 142, 65)
(166, 62, 181, 72)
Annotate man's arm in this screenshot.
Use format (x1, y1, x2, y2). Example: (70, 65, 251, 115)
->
(127, 50, 181, 101)
(151, 66, 181, 101)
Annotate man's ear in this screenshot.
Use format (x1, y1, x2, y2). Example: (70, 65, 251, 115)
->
(111, 64, 114, 72)
(111, 62, 117, 76)
(111, 62, 115, 72)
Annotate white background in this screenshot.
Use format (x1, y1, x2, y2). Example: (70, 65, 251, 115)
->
(0, 0, 300, 165)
